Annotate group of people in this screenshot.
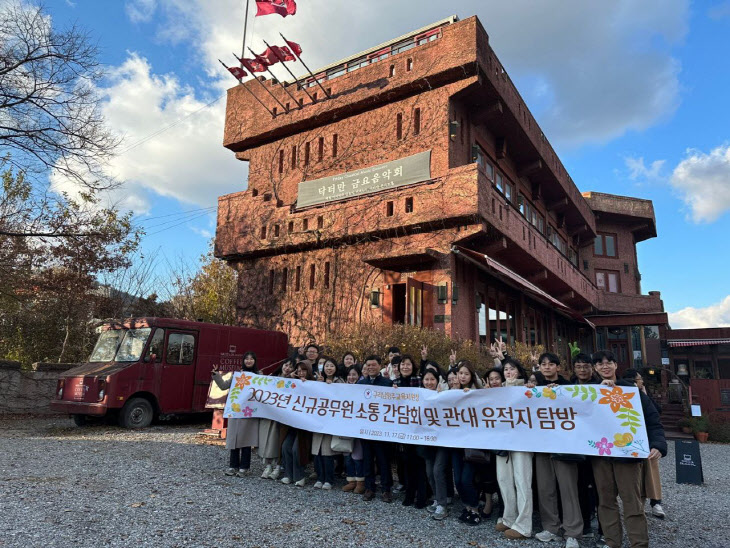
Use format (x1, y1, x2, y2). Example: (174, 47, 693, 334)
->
(212, 344, 667, 548)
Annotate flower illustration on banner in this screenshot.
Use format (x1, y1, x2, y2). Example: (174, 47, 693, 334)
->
(525, 390, 533, 398)
(613, 432, 634, 447)
(598, 385, 634, 413)
(276, 380, 285, 388)
(542, 387, 557, 400)
(231, 403, 241, 413)
(595, 437, 614, 456)
(631, 452, 639, 457)
(235, 374, 252, 390)
(290, 383, 296, 388)
(243, 406, 254, 418)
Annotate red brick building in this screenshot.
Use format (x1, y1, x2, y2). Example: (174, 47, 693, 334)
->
(215, 15, 669, 369)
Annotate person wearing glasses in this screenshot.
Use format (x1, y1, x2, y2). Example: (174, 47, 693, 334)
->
(590, 351, 667, 548)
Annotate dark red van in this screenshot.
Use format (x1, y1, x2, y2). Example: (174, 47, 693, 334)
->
(51, 318, 288, 428)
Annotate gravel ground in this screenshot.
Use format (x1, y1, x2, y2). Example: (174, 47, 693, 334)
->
(1, 416, 728, 548)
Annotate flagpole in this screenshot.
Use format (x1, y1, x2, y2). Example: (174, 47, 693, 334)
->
(248, 47, 301, 110)
(218, 59, 274, 116)
(240, 0, 251, 77)
(280, 32, 331, 99)
(262, 38, 317, 103)
(233, 54, 288, 113)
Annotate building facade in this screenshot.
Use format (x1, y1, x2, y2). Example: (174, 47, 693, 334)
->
(215, 15, 670, 371)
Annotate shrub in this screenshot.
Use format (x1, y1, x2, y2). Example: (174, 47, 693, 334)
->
(689, 415, 709, 434)
(708, 411, 730, 443)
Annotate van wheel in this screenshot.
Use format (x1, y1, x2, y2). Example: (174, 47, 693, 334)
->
(72, 414, 88, 427)
(119, 398, 154, 428)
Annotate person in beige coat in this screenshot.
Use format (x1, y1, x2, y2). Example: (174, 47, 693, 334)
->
(212, 351, 260, 477)
(311, 357, 343, 490)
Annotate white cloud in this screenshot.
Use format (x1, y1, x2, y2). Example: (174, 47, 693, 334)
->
(669, 296, 730, 328)
(626, 156, 666, 181)
(670, 143, 730, 223)
(125, 0, 157, 24)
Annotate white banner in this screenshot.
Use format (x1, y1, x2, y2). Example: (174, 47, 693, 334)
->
(223, 373, 650, 458)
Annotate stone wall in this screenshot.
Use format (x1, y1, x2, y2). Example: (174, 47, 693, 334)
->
(0, 361, 77, 415)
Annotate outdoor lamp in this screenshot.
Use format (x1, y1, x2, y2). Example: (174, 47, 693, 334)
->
(437, 284, 448, 304)
(677, 363, 689, 376)
(370, 289, 381, 308)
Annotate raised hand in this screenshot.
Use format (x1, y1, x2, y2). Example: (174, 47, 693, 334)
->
(421, 344, 428, 361)
(449, 349, 457, 366)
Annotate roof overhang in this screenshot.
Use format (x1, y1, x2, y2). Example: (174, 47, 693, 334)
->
(452, 246, 595, 329)
(667, 339, 730, 347)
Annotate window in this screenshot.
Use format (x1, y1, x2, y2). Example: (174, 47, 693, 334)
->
(473, 144, 493, 180)
(413, 108, 421, 135)
(496, 172, 503, 192)
(145, 328, 164, 362)
(519, 194, 544, 234)
(304, 142, 310, 166)
(312, 91, 318, 102)
(288, 221, 294, 233)
(596, 269, 620, 293)
(389, 64, 395, 77)
(318, 137, 324, 162)
(396, 112, 403, 140)
(285, 102, 290, 112)
(317, 216, 323, 229)
(281, 267, 288, 291)
(295, 266, 301, 291)
(406, 58, 413, 72)
(299, 98, 304, 107)
(291, 144, 297, 169)
(260, 226, 266, 239)
(386, 201, 394, 216)
(548, 226, 568, 255)
(268, 270, 275, 295)
(278, 149, 284, 174)
(504, 182, 513, 202)
(309, 264, 315, 290)
(302, 218, 309, 230)
(251, 188, 258, 197)
(332, 134, 338, 157)
(324, 261, 330, 289)
(595, 233, 617, 257)
(166, 333, 195, 365)
(272, 106, 277, 116)
(405, 197, 414, 213)
(273, 224, 280, 237)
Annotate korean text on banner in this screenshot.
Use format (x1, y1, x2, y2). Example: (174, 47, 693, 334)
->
(223, 373, 650, 458)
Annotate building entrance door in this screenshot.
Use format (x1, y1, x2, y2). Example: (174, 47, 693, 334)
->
(392, 283, 406, 324)
(609, 341, 630, 373)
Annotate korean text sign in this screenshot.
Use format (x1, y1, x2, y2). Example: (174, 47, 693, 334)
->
(296, 150, 431, 208)
(224, 374, 650, 458)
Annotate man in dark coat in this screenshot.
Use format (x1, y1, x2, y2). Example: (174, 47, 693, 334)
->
(591, 350, 667, 548)
(358, 355, 393, 502)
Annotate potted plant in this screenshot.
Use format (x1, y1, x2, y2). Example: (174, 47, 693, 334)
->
(677, 417, 693, 434)
(690, 416, 710, 442)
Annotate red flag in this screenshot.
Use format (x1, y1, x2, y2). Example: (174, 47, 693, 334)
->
(284, 39, 302, 58)
(255, 0, 296, 17)
(227, 66, 247, 79)
(239, 57, 268, 73)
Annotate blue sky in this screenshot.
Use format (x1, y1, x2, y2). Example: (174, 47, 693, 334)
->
(47, 1, 730, 328)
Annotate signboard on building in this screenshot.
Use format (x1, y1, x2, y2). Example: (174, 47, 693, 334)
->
(297, 150, 432, 208)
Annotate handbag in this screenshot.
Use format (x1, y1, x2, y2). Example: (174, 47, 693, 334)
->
(331, 435, 354, 453)
(464, 448, 491, 465)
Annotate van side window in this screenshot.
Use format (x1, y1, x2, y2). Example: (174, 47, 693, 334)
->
(166, 333, 195, 365)
(146, 328, 164, 362)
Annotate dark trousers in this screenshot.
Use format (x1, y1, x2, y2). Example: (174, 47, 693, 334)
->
(452, 450, 479, 508)
(363, 440, 393, 493)
(229, 447, 251, 470)
(578, 459, 597, 531)
(315, 454, 335, 484)
(402, 445, 428, 505)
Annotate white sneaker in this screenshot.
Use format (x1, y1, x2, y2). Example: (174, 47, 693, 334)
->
(651, 504, 666, 519)
(236, 468, 250, 477)
(225, 467, 237, 476)
(268, 467, 281, 480)
(294, 478, 306, 487)
(565, 538, 579, 548)
(432, 505, 448, 520)
(313, 481, 323, 489)
(535, 530, 560, 542)
(393, 483, 404, 492)
(261, 464, 272, 479)
(280, 477, 291, 485)
(322, 482, 332, 490)
(426, 501, 439, 514)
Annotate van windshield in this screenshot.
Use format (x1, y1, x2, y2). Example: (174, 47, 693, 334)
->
(88, 328, 152, 362)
